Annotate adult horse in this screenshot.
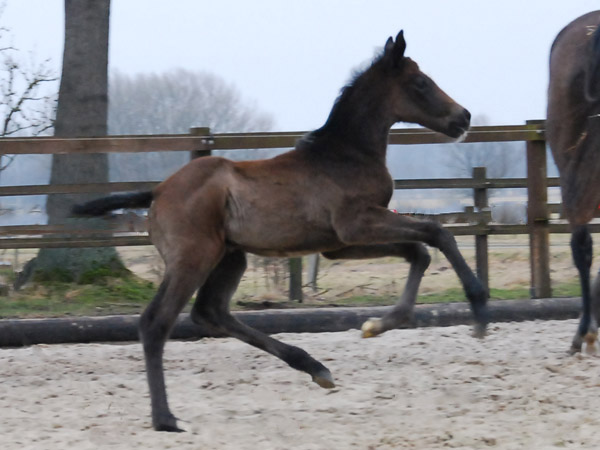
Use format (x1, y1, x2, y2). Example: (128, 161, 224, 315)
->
(547, 11, 600, 354)
(74, 31, 488, 431)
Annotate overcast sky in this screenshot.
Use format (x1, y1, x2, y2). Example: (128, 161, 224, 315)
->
(3, 1, 600, 131)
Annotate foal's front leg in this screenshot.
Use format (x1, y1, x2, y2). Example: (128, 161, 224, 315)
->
(323, 243, 431, 337)
(334, 208, 489, 337)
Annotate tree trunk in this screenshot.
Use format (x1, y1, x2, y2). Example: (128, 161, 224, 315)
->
(32, 0, 122, 283)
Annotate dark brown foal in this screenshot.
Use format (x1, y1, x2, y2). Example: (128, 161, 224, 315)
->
(74, 31, 487, 432)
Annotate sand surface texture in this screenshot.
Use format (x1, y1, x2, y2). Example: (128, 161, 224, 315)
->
(1, 319, 600, 449)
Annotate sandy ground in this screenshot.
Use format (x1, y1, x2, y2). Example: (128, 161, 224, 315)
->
(2, 318, 600, 449)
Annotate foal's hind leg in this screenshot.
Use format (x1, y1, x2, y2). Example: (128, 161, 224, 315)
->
(570, 225, 598, 354)
(140, 246, 222, 432)
(191, 249, 335, 389)
(323, 243, 431, 338)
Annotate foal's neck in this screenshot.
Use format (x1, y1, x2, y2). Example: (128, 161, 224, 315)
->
(310, 87, 394, 161)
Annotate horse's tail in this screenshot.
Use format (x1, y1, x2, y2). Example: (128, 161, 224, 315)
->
(72, 191, 154, 217)
(586, 25, 600, 102)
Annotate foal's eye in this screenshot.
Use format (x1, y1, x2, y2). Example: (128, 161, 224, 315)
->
(412, 76, 428, 91)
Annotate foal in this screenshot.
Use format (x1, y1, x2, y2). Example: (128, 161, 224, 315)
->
(75, 31, 488, 431)
(547, 11, 600, 353)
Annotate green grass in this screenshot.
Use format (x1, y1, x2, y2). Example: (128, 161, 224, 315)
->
(235, 280, 582, 310)
(0, 276, 584, 319)
(551, 279, 581, 298)
(312, 281, 581, 309)
(0, 275, 157, 318)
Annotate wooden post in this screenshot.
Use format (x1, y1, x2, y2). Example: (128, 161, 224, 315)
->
(189, 127, 213, 159)
(307, 254, 320, 291)
(526, 120, 551, 298)
(473, 167, 489, 294)
(289, 257, 303, 302)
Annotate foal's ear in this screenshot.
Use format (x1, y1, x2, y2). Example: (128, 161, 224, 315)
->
(383, 30, 406, 68)
(395, 30, 406, 57)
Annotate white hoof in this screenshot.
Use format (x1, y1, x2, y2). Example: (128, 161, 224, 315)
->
(361, 317, 384, 338)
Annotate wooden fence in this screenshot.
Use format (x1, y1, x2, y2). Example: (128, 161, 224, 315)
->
(0, 120, 590, 299)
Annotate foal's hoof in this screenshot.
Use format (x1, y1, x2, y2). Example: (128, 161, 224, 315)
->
(155, 423, 185, 433)
(312, 368, 335, 389)
(153, 413, 185, 433)
(361, 317, 384, 338)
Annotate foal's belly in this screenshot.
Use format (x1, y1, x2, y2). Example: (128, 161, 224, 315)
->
(225, 211, 343, 257)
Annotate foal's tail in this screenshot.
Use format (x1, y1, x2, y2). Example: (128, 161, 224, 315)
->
(72, 191, 154, 217)
(586, 25, 600, 102)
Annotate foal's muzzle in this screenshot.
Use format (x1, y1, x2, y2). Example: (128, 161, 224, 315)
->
(447, 108, 471, 139)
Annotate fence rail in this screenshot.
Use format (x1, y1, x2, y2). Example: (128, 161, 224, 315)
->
(0, 121, 573, 298)
(0, 124, 544, 155)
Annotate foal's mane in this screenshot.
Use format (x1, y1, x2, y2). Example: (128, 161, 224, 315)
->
(304, 49, 388, 142)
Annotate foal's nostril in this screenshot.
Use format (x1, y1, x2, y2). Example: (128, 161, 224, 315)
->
(463, 108, 471, 124)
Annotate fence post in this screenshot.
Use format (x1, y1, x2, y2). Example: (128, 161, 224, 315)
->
(189, 127, 213, 159)
(307, 254, 320, 291)
(473, 167, 489, 294)
(526, 120, 552, 298)
(289, 257, 303, 302)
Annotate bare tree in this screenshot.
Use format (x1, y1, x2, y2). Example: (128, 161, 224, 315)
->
(108, 69, 275, 182)
(0, 2, 57, 164)
(108, 69, 273, 135)
(445, 115, 524, 179)
(0, 1, 56, 222)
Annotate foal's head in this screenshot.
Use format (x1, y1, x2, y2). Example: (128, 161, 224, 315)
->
(366, 31, 471, 139)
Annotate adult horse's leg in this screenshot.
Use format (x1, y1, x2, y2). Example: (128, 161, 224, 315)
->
(190, 249, 335, 389)
(323, 243, 431, 337)
(140, 243, 223, 432)
(335, 210, 488, 337)
(590, 268, 600, 335)
(570, 224, 597, 353)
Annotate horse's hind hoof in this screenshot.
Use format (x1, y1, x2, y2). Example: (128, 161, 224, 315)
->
(584, 332, 598, 355)
(361, 317, 384, 338)
(568, 343, 582, 355)
(312, 368, 335, 389)
(472, 322, 487, 339)
(569, 332, 598, 356)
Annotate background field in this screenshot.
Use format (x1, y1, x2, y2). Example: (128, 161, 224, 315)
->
(0, 234, 590, 318)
